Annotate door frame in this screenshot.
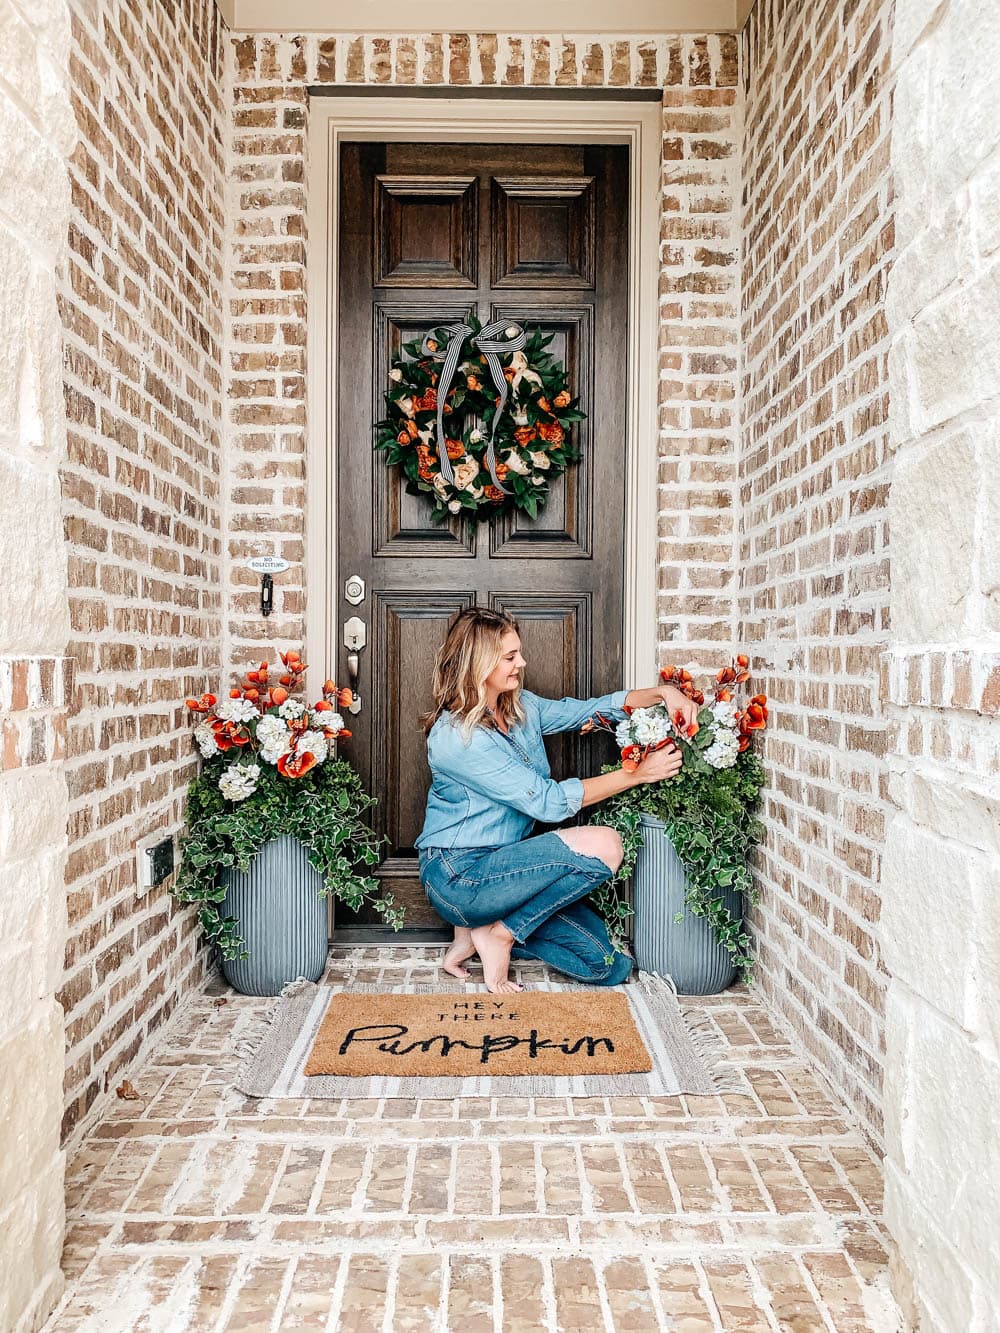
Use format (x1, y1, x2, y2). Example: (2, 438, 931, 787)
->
(305, 94, 662, 697)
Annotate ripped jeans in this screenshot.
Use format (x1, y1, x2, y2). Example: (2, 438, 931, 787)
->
(417, 831, 633, 986)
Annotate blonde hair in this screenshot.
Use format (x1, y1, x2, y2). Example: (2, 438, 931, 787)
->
(423, 607, 525, 737)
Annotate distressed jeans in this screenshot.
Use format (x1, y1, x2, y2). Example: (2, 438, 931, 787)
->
(418, 831, 633, 986)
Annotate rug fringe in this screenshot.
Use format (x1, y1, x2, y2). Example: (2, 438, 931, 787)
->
(280, 976, 319, 999)
(679, 1009, 744, 1095)
(233, 979, 319, 1089)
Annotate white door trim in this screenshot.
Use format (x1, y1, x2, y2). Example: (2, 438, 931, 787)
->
(305, 95, 661, 694)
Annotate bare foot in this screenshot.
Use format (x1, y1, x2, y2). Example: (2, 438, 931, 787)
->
(470, 921, 524, 994)
(443, 926, 476, 980)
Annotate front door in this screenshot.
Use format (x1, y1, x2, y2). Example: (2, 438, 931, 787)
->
(336, 140, 629, 939)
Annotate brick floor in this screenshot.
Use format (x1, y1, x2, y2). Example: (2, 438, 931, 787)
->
(45, 949, 900, 1331)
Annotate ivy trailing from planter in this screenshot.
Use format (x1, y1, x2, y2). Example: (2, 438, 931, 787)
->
(585, 658, 769, 982)
(174, 757, 398, 961)
(592, 753, 765, 982)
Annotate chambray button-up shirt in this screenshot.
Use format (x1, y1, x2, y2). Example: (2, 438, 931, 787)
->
(415, 688, 630, 850)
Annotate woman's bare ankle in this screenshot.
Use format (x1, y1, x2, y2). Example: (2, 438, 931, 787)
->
(470, 921, 522, 993)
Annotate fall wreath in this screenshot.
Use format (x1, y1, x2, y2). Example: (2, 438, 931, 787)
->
(374, 315, 586, 524)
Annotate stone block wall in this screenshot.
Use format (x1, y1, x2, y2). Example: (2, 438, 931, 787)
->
(739, 0, 895, 1147)
(882, 0, 1000, 1325)
(225, 31, 741, 677)
(58, 0, 226, 1144)
(0, 0, 75, 1325)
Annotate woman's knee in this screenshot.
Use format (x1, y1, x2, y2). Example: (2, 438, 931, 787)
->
(557, 825, 624, 872)
(587, 826, 624, 872)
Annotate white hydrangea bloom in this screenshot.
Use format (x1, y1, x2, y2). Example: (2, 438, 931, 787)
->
(615, 718, 634, 749)
(711, 699, 739, 728)
(194, 720, 219, 758)
(219, 762, 261, 802)
(215, 698, 259, 723)
(631, 706, 674, 748)
(704, 731, 740, 769)
(256, 713, 291, 764)
(326, 712, 345, 734)
(278, 699, 306, 720)
(296, 730, 328, 764)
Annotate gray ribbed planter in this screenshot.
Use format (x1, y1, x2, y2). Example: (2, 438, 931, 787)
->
(631, 813, 740, 995)
(219, 835, 328, 996)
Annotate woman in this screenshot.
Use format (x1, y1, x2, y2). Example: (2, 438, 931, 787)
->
(416, 607, 699, 994)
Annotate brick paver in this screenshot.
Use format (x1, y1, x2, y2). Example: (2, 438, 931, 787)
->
(45, 949, 900, 1331)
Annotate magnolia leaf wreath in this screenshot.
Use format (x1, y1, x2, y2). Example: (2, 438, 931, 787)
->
(374, 315, 587, 524)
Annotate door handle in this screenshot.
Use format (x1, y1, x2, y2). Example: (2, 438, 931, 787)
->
(343, 616, 365, 715)
(346, 653, 362, 714)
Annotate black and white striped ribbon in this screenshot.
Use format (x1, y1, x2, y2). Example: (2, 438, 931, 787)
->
(419, 318, 527, 490)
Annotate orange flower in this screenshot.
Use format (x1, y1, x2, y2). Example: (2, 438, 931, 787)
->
(659, 666, 675, 682)
(211, 719, 250, 750)
(415, 444, 435, 481)
(740, 702, 767, 733)
(494, 460, 509, 481)
(277, 750, 318, 779)
(185, 692, 216, 712)
(414, 388, 437, 411)
(445, 438, 465, 460)
(537, 421, 564, 445)
(483, 485, 505, 501)
(736, 654, 749, 668)
(620, 744, 642, 773)
(673, 710, 698, 738)
(717, 688, 732, 702)
(466, 374, 481, 390)
(270, 686, 288, 706)
(513, 425, 536, 447)
(537, 396, 551, 412)
(553, 390, 571, 408)
(337, 687, 353, 709)
(322, 678, 336, 695)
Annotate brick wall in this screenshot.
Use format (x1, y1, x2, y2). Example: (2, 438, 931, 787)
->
(58, 0, 226, 1144)
(739, 0, 895, 1147)
(0, 0, 76, 1323)
(881, 0, 1000, 1322)
(226, 31, 741, 677)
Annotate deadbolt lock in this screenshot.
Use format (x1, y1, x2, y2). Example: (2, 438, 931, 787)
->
(345, 574, 365, 606)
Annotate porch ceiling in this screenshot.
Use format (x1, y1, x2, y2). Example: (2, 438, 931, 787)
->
(218, 0, 755, 34)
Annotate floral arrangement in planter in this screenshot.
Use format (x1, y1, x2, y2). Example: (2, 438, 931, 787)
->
(586, 657, 768, 981)
(173, 651, 401, 959)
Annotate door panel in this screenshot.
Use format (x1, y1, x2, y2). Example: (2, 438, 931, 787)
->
(336, 140, 628, 938)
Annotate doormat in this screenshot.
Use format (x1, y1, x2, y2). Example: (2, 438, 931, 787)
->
(235, 975, 737, 1099)
(303, 991, 651, 1078)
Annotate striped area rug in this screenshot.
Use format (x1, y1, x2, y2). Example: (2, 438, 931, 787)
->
(235, 973, 736, 1100)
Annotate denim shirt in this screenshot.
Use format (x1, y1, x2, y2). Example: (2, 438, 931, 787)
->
(415, 688, 629, 850)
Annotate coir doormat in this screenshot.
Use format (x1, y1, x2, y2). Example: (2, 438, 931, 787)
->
(235, 976, 737, 1099)
(303, 990, 652, 1078)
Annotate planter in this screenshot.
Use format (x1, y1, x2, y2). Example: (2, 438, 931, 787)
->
(630, 813, 740, 995)
(220, 835, 329, 995)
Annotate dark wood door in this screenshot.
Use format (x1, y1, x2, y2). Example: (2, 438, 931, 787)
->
(336, 140, 629, 939)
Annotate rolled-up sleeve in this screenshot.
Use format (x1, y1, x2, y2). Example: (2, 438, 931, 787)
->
(529, 689, 630, 735)
(429, 726, 584, 823)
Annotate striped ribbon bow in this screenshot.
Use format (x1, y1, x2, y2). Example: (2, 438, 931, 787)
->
(420, 318, 527, 490)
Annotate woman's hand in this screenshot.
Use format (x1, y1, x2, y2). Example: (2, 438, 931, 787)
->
(624, 684, 701, 734)
(633, 742, 683, 784)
